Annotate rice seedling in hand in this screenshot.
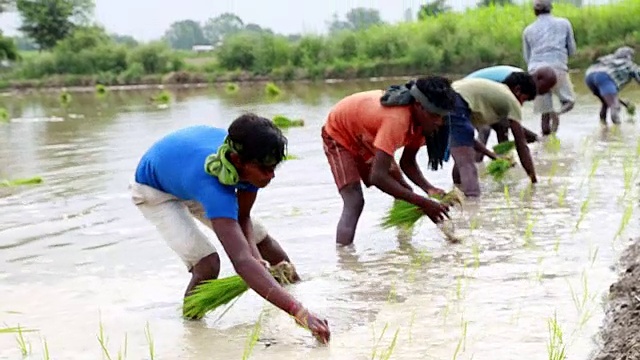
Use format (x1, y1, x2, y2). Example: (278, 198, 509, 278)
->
(0, 176, 43, 187)
(486, 158, 513, 181)
(272, 115, 304, 129)
(183, 261, 300, 320)
(492, 140, 515, 155)
(431, 187, 465, 207)
(380, 199, 424, 230)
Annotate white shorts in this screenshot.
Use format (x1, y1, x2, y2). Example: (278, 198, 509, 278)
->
(533, 69, 576, 114)
(129, 181, 268, 270)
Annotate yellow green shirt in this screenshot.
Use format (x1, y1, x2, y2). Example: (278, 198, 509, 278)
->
(451, 78, 522, 128)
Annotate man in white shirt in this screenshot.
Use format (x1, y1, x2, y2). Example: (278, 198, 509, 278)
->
(523, 0, 577, 136)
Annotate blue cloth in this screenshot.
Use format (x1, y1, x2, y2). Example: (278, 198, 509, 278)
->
(448, 94, 475, 148)
(465, 65, 524, 82)
(585, 71, 619, 97)
(134, 125, 259, 220)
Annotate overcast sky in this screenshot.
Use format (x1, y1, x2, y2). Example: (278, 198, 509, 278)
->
(0, 0, 614, 41)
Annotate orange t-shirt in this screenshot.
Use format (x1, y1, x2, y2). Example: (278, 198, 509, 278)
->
(323, 90, 425, 163)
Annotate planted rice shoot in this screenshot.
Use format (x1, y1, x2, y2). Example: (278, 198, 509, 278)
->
(546, 134, 561, 154)
(144, 322, 155, 360)
(547, 313, 566, 360)
(272, 114, 304, 128)
(242, 312, 264, 360)
(152, 90, 171, 105)
(183, 261, 299, 320)
(0, 176, 43, 187)
(225, 82, 239, 93)
(95, 84, 107, 96)
(59, 91, 71, 105)
(15, 325, 31, 356)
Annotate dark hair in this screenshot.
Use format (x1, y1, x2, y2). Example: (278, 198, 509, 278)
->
(415, 75, 456, 171)
(534, 8, 551, 15)
(414, 75, 457, 112)
(503, 72, 537, 101)
(227, 113, 287, 165)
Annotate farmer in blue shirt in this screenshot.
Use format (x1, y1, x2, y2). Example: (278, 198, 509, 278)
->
(130, 114, 330, 343)
(466, 65, 557, 162)
(585, 46, 640, 125)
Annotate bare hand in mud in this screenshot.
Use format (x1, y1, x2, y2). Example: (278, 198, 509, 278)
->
(294, 309, 331, 344)
(418, 197, 450, 224)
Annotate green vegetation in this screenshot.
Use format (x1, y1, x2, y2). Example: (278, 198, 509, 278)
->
(0, 0, 636, 90)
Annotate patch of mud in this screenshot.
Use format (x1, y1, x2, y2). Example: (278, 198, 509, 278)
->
(590, 238, 640, 360)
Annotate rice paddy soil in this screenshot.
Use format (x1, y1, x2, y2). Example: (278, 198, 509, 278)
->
(590, 237, 640, 360)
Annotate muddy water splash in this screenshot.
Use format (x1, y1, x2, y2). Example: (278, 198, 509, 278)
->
(1, 78, 639, 360)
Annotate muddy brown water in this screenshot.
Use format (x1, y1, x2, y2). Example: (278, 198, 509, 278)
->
(1, 76, 639, 360)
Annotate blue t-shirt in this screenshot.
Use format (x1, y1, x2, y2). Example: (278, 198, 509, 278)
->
(134, 125, 259, 220)
(465, 65, 524, 82)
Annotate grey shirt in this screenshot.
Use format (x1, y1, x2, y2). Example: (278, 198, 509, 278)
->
(522, 14, 577, 72)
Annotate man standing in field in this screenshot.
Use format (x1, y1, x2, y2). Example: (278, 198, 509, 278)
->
(523, 0, 577, 136)
(130, 114, 330, 343)
(449, 75, 538, 197)
(465, 64, 557, 162)
(321, 76, 456, 246)
(585, 46, 640, 125)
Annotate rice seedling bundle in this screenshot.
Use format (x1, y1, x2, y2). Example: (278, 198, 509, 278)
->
(183, 261, 299, 320)
(0, 176, 43, 187)
(492, 140, 515, 155)
(380, 189, 464, 230)
(272, 115, 304, 129)
(486, 158, 512, 181)
(626, 102, 636, 115)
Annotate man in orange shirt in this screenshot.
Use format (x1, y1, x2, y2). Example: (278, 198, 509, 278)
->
(321, 76, 456, 246)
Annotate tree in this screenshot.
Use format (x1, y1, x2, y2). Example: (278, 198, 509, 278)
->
(16, 0, 95, 50)
(244, 23, 273, 35)
(11, 35, 37, 51)
(163, 19, 206, 49)
(326, 12, 352, 34)
(344, 7, 383, 31)
(111, 33, 138, 47)
(404, 8, 413, 22)
(418, 0, 451, 20)
(476, 0, 513, 7)
(202, 13, 243, 45)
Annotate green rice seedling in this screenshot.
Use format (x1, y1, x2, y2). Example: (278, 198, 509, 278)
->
(614, 203, 633, 240)
(183, 262, 298, 319)
(486, 158, 512, 181)
(381, 199, 423, 230)
(42, 337, 50, 360)
(97, 319, 113, 360)
(225, 82, 239, 94)
(0, 107, 9, 123)
(0, 176, 43, 187)
(519, 183, 534, 202)
(557, 185, 567, 207)
(387, 282, 397, 303)
(284, 154, 299, 160)
(553, 237, 561, 254)
(408, 310, 416, 343)
(503, 185, 512, 207)
(624, 100, 636, 116)
(545, 134, 561, 154)
(272, 115, 304, 129)
(152, 90, 171, 105)
(547, 313, 566, 360)
(548, 160, 559, 185)
(523, 211, 537, 248)
(452, 317, 468, 360)
(144, 322, 155, 360)
(264, 82, 282, 97)
(588, 156, 601, 180)
(15, 325, 31, 356)
(430, 187, 465, 207)
(535, 256, 545, 283)
(469, 217, 479, 233)
(59, 91, 72, 105)
(242, 311, 264, 360)
(622, 156, 633, 196)
(471, 242, 480, 269)
(377, 328, 400, 360)
(96, 84, 107, 96)
(588, 244, 599, 267)
(371, 323, 389, 359)
(117, 333, 128, 360)
(574, 196, 590, 230)
(492, 141, 515, 155)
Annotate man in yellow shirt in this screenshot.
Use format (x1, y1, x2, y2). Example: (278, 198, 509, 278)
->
(449, 73, 539, 196)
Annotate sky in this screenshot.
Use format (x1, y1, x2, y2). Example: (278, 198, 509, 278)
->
(0, 0, 615, 41)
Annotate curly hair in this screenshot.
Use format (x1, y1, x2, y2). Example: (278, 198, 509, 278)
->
(415, 75, 457, 112)
(503, 72, 537, 101)
(228, 113, 288, 166)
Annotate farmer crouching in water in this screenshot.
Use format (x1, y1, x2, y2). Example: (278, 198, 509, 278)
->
(130, 114, 330, 343)
(465, 65, 557, 162)
(585, 46, 640, 125)
(321, 75, 456, 246)
(449, 74, 539, 197)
